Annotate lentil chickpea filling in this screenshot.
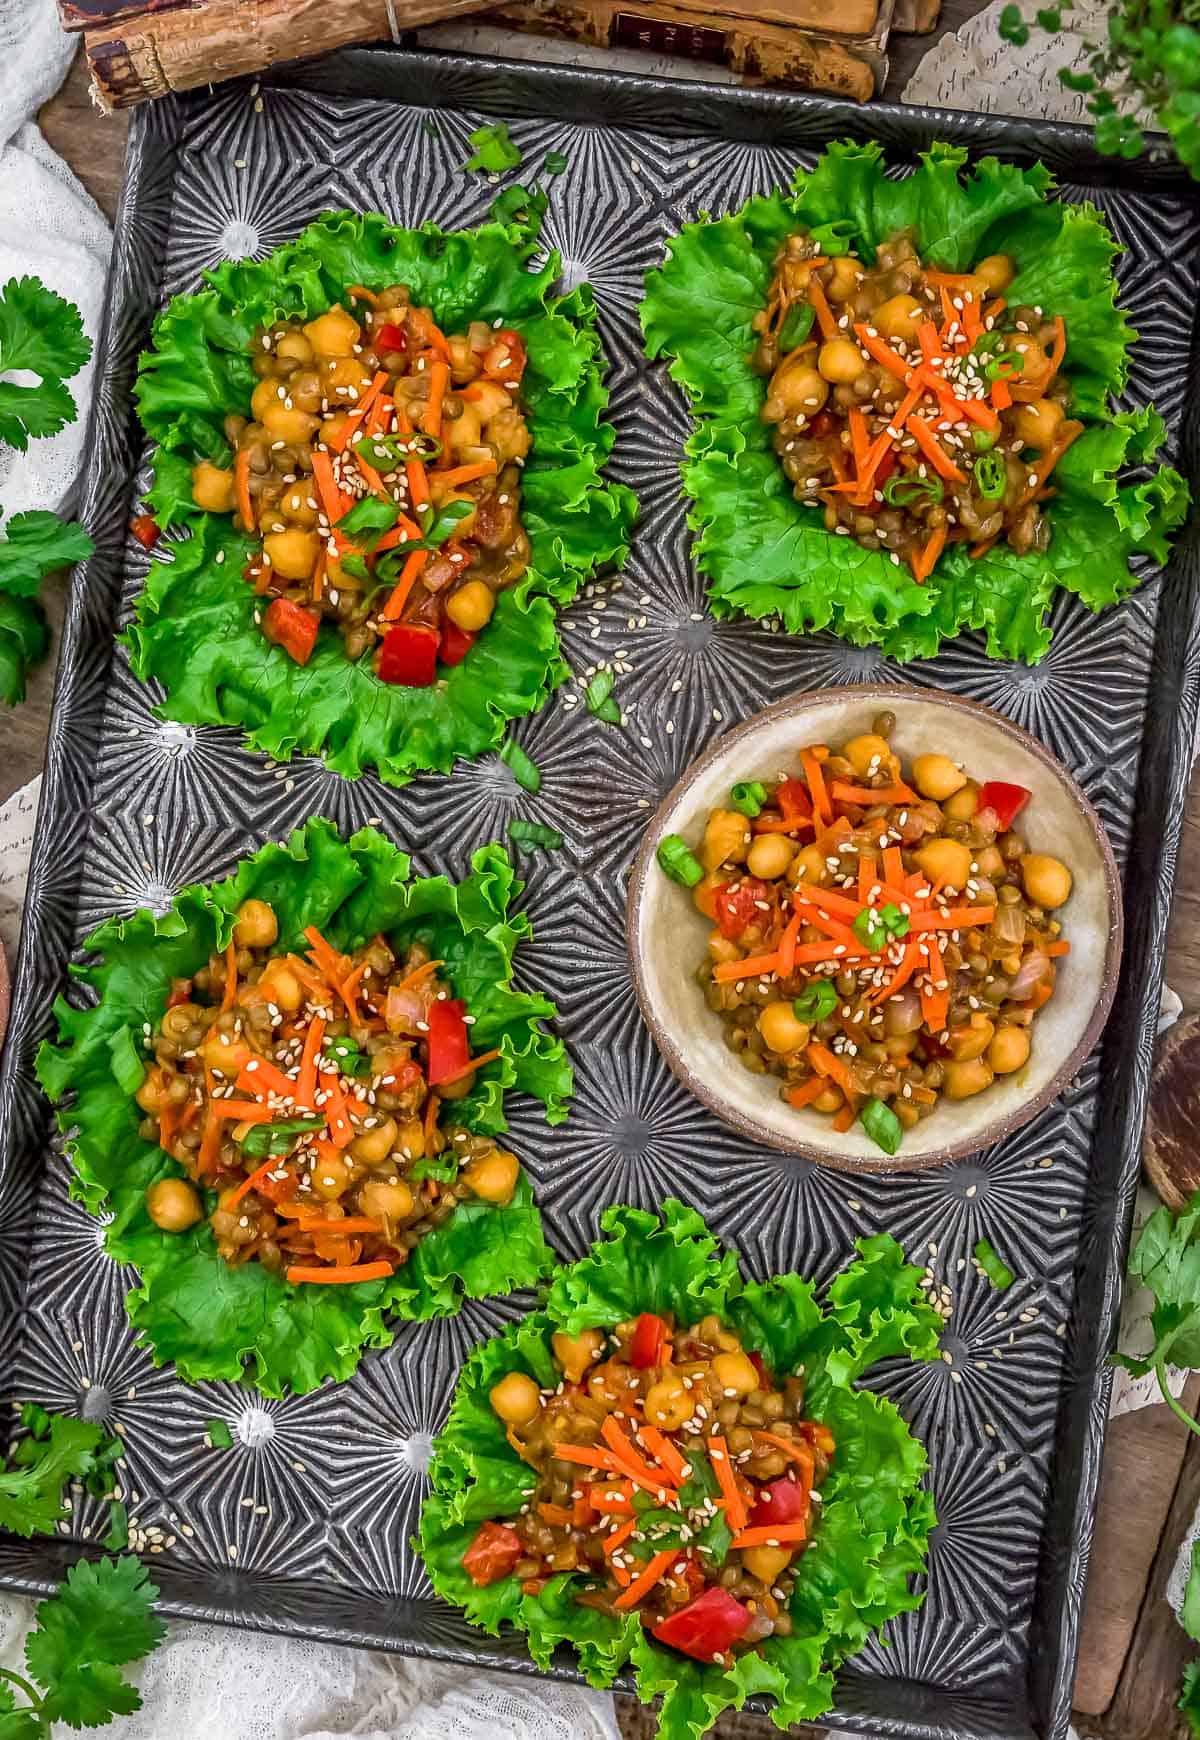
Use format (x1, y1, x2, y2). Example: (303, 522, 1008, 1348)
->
(189, 285, 532, 683)
(659, 713, 1073, 1153)
(752, 232, 1079, 580)
(135, 896, 521, 1284)
(463, 1309, 834, 1661)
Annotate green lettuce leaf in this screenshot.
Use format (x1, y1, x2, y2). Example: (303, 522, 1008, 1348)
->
(418, 1199, 943, 1739)
(129, 209, 635, 785)
(640, 140, 1187, 665)
(36, 820, 568, 1396)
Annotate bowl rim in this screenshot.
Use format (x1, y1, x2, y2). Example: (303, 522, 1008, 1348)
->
(625, 683, 1125, 1174)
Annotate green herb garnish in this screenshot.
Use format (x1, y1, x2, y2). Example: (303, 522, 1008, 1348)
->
(583, 669, 622, 725)
(206, 1419, 234, 1450)
(106, 1025, 145, 1096)
(336, 496, 399, 542)
(861, 1097, 903, 1155)
(973, 453, 1008, 500)
(656, 834, 704, 888)
(730, 779, 767, 817)
(793, 979, 838, 1023)
(777, 302, 815, 352)
(882, 474, 944, 509)
(972, 1237, 1015, 1290)
(508, 819, 563, 851)
(501, 739, 542, 792)
(462, 122, 523, 175)
(240, 1115, 326, 1158)
(542, 150, 569, 175)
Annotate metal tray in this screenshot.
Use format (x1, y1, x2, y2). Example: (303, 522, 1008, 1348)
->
(1, 46, 1198, 1740)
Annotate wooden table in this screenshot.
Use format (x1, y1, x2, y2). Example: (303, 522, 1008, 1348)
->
(25, 39, 1200, 1740)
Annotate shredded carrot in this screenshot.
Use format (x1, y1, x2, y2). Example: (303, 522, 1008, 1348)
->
(909, 523, 948, 585)
(304, 926, 348, 984)
(1015, 419, 1083, 507)
(311, 544, 327, 604)
(639, 1426, 690, 1485)
(857, 855, 874, 905)
(807, 278, 838, 341)
(381, 548, 431, 623)
(327, 371, 389, 452)
(1031, 981, 1054, 1009)
(828, 781, 916, 806)
(786, 1076, 828, 1110)
(847, 407, 870, 479)
(970, 535, 1000, 560)
(589, 1481, 635, 1513)
(905, 416, 966, 482)
(729, 1522, 809, 1549)
(395, 407, 430, 511)
(422, 358, 449, 439)
(234, 448, 255, 533)
(791, 940, 869, 967)
(791, 884, 863, 921)
(434, 460, 497, 488)
(707, 1436, 748, 1532)
(920, 934, 950, 1032)
(853, 323, 911, 382)
(913, 906, 997, 931)
(197, 1104, 223, 1177)
(917, 321, 943, 367)
(868, 939, 920, 1007)
(806, 1041, 856, 1101)
(776, 908, 805, 979)
(221, 940, 238, 1012)
(925, 269, 981, 289)
(432, 1046, 504, 1090)
(392, 957, 444, 996)
(602, 1516, 639, 1556)
(295, 1016, 326, 1109)
(752, 1430, 817, 1477)
(602, 1416, 679, 1489)
(338, 961, 368, 1024)
(883, 845, 905, 888)
(212, 1099, 277, 1124)
(353, 448, 392, 502)
(956, 395, 999, 431)
(286, 1261, 394, 1284)
(423, 1090, 441, 1154)
(832, 1101, 858, 1133)
(549, 1444, 620, 1474)
(614, 1549, 678, 1611)
(795, 907, 861, 951)
(228, 1154, 287, 1206)
(286, 1216, 382, 1237)
(1044, 940, 1071, 957)
(800, 746, 832, 827)
(713, 950, 780, 984)
(310, 447, 353, 525)
(320, 1072, 355, 1149)
(157, 1101, 182, 1150)
(373, 516, 425, 556)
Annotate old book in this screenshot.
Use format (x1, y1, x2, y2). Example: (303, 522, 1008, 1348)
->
(481, 0, 888, 96)
(84, 0, 490, 108)
(891, 0, 940, 31)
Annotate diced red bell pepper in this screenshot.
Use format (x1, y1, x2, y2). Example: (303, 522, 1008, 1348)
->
(775, 779, 813, 825)
(130, 514, 161, 549)
(809, 410, 835, 439)
(262, 598, 320, 666)
(630, 1312, 668, 1369)
(462, 1520, 523, 1587)
(714, 877, 772, 941)
(376, 322, 407, 355)
(748, 1350, 770, 1386)
(652, 1586, 753, 1662)
(747, 1475, 810, 1531)
(426, 997, 471, 1086)
(978, 780, 1031, 832)
(439, 619, 477, 667)
(166, 978, 193, 1008)
(256, 1168, 301, 1206)
(483, 329, 527, 384)
(377, 622, 439, 687)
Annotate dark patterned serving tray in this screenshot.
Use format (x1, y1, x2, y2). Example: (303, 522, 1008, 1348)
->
(1, 46, 1198, 1740)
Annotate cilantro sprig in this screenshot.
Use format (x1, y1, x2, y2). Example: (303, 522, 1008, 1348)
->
(1116, 1190, 1200, 1436)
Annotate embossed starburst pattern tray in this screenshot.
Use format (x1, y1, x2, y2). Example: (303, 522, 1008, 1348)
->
(1, 47, 1198, 1740)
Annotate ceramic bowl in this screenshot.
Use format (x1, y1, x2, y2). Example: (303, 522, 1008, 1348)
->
(626, 685, 1123, 1173)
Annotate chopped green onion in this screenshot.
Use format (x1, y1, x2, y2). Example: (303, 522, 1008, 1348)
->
(852, 908, 888, 950)
(103, 1501, 129, 1552)
(240, 1115, 325, 1158)
(508, 819, 563, 851)
(878, 902, 911, 940)
(326, 1037, 369, 1077)
(357, 432, 442, 469)
(108, 1025, 145, 1096)
(793, 979, 838, 1024)
(861, 1097, 903, 1156)
(336, 496, 399, 540)
(500, 739, 541, 793)
(206, 1419, 234, 1450)
(972, 427, 998, 452)
(657, 834, 704, 888)
(973, 453, 1008, 501)
(984, 351, 1022, 383)
(973, 1238, 1015, 1290)
(584, 670, 622, 725)
(777, 303, 815, 352)
(542, 150, 568, 175)
(730, 780, 768, 817)
(883, 474, 944, 509)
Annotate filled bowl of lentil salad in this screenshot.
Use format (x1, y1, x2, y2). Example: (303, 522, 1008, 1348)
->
(628, 688, 1122, 1171)
(419, 1200, 943, 1740)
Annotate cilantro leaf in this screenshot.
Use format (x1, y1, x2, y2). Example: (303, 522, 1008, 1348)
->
(0, 277, 91, 452)
(0, 1415, 106, 1539)
(26, 1556, 165, 1729)
(1181, 1659, 1200, 1737)
(0, 511, 93, 706)
(1183, 1538, 1200, 1642)
(462, 123, 523, 175)
(1114, 1191, 1200, 1421)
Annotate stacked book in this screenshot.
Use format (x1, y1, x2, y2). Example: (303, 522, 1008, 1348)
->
(62, 0, 941, 109)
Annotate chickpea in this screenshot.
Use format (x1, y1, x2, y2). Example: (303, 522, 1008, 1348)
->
(201, 1029, 252, 1074)
(135, 1064, 174, 1115)
(191, 460, 236, 514)
(989, 1025, 1031, 1075)
(359, 1178, 415, 1222)
(701, 810, 751, 872)
(288, 370, 324, 414)
(743, 1544, 793, 1584)
(251, 377, 286, 422)
(467, 381, 512, 421)
(311, 1154, 354, 1201)
(257, 962, 303, 1012)
(817, 337, 866, 384)
(275, 330, 314, 365)
(1020, 854, 1072, 910)
(445, 581, 495, 633)
(974, 253, 1014, 293)
(943, 782, 979, 823)
(789, 843, 830, 887)
(1014, 397, 1064, 451)
(263, 528, 319, 582)
(712, 1351, 759, 1397)
(233, 898, 278, 950)
(552, 1329, 605, 1385)
(396, 1117, 425, 1160)
(322, 356, 375, 396)
(942, 1056, 995, 1100)
(487, 407, 531, 464)
(824, 256, 862, 302)
(844, 733, 896, 780)
(445, 405, 482, 454)
(708, 928, 741, 965)
(262, 401, 319, 445)
(462, 1148, 521, 1205)
(758, 1003, 811, 1055)
(914, 836, 973, 892)
(161, 1003, 201, 1041)
(813, 1084, 843, 1114)
(974, 844, 1006, 879)
(947, 1013, 995, 1061)
(146, 1177, 203, 1232)
(350, 1116, 399, 1165)
(644, 1374, 694, 1431)
(873, 294, 924, 341)
(279, 483, 319, 527)
(912, 754, 966, 802)
(746, 834, 794, 880)
(764, 360, 828, 423)
(489, 1371, 541, 1426)
(303, 306, 361, 358)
